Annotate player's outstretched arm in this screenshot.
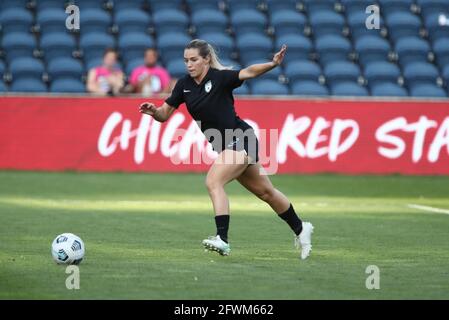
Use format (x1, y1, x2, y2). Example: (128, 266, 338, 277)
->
(139, 102, 176, 122)
(238, 45, 287, 81)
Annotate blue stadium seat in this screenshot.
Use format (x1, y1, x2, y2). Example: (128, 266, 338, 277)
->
(79, 8, 112, 33)
(354, 35, 391, 66)
(115, 9, 151, 34)
(40, 32, 77, 62)
(74, 0, 106, 10)
(364, 61, 401, 86)
(118, 32, 155, 62)
(302, 0, 336, 14)
(271, 10, 306, 36)
(85, 59, 101, 72)
(4, 0, 446, 98)
(291, 81, 329, 96)
(0, 8, 33, 33)
(198, 33, 234, 60)
(331, 82, 369, 96)
(315, 34, 352, 66)
(370, 83, 408, 97)
(403, 61, 440, 86)
(309, 10, 345, 37)
(230, 9, 267, 34)
(152, 9, 189, 34)
(409, 83, 447, 97)
(9, 57, 44, 81)
(186, 0, 220, 12)
(346, 10, 384, 40)
(385, 12, 422, 40)
(340, 0, 374, 15)
(442, 64, 449, 85)
(2, 32, 37, 62)
(275, 34, 312, 63)
(191, 9, 228, 34)
(166, 59, 186, 79)
(265, 0, 299, 12)
(35, 0, 66, 10)
(324, 61, 361, 85)
(113, 0, 146, 11)
(395, 36, 431, 66)
(80, 32, 115, 61)
(123, 58, 143, 75)
(50, 79, 86, 93)
(148, 0, 183, 11)
(47, 57, 84, 81)
(285, 60, 322, 82)
(0, 60, 5, 77)
(233, 83, 250, 95)
(424, 13, 449, 42)
(236, 33, 273, 65)
(227, 0, 260, 13)
(378, 0, 414, 14)
(251, 79, 289, 95)
(0, 0, 29, 10)
(0, 60, 5, 91)
(36, 8, 68, 35)
(416, 0, 449, 19)
(0, 81, 6, 92)
(156, 32, 191, 64)
(10, 78, 47, 92)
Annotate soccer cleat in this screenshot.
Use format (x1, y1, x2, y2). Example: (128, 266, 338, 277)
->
(294, 222, 314, 260)
(202, 235, 231, 256)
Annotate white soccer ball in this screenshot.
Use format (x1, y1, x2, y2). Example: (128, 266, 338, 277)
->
(51, 233, 85, 265)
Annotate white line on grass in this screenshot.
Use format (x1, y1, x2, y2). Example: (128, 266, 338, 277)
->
(407, 204, 449, 215)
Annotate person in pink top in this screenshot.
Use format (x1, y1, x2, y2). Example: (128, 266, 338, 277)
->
(128, 48, 171, 96)
(87, 48, 124, 96)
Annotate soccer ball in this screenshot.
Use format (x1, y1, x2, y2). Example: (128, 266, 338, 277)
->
(51, 233, 85, 265)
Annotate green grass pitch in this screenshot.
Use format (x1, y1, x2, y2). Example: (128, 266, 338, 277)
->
(0, 171, 448, 299)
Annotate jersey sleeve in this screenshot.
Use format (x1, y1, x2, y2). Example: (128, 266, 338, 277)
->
(221, 69, 244, 89)
(165, 78, 184, 109)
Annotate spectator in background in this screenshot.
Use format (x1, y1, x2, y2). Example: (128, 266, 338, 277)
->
(87, 48, 124, 96)
(128, 48, 171, 96)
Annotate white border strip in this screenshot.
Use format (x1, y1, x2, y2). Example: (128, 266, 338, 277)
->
(407, 204, 449, 215)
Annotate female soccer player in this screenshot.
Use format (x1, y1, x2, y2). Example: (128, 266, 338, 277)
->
(139, 40, 314, 260)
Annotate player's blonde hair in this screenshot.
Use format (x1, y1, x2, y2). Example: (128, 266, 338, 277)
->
(185, 39, 233, 70)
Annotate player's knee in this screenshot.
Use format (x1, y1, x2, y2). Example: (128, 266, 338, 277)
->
(205, 177, 224, 194)
(258, 187, 276, 202)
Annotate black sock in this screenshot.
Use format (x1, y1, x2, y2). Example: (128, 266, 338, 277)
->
(215, 215, 230, 243)
(278, 204, 303, 236)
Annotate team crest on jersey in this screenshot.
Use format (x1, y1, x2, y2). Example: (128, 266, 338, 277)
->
(205, 80, 212, 93)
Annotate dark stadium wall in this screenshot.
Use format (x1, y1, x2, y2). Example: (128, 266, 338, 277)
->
(0, 96, 448, 175)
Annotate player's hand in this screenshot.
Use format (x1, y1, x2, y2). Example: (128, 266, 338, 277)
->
(139, 102, 157, 116)
(273, 44, 287, 66)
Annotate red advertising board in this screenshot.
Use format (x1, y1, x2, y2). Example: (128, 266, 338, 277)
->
(0, 96, 448, 174)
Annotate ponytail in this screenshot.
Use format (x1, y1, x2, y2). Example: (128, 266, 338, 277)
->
(207, 43, 232, 70)
(185, 39, 233, 70)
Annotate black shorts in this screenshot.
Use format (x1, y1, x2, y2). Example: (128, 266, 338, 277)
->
(219, 127, 259, 164)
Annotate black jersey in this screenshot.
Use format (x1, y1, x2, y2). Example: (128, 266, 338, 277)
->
(165, 67, 259, 162)
(165, 68, 252, 137)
